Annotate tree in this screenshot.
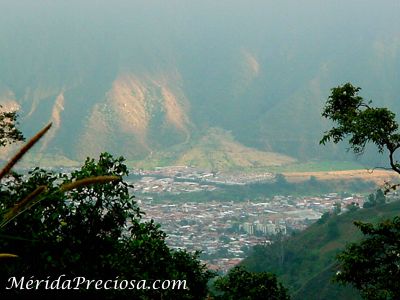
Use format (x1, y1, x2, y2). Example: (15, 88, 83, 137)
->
(333, 201, 342, 215)
(275, 174, 289, 187)
(320, 83, 400, 175)
(213, 266, 290, 300)
(0, 111, 214, 298)
(308, 175, 318, 186)
(375, 189, 386, 205)
(335, 218, 400, 300)
(364, 189, 386, 208)
(317, 211, 331, 224)
(0, 112, 214, 298)
(364, 193, 377, 208)
(0, 105, 24, 147)
(346, 202, 360, 212)
(0, 152, 214, 299)
(321, 83, 400, 299)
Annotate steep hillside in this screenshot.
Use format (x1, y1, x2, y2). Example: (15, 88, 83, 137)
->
(0, 1, 399, 167)
(242, 201, 400, 299)
(75, 71, 191, 160)
(131, 127, 296, 171)
(175, 128, 295, 170)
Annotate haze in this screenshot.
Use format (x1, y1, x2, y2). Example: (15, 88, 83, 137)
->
(0, 0, 399, 168)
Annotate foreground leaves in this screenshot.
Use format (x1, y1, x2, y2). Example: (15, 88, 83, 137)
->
(0, 153, 214, 299)
(335, 217, 400, 300)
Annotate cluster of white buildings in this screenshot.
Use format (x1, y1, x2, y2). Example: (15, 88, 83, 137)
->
(138, 193, 365, 273)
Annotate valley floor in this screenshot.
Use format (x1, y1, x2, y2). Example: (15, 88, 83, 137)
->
(283, 169, 397, 184)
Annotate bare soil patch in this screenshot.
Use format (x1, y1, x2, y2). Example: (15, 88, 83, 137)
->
(283, 169, 399, 185)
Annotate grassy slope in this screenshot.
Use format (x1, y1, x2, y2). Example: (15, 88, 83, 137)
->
(242, 201, 400, 300)
(130, 127, 296, 171)
(176, 128, 296, 170)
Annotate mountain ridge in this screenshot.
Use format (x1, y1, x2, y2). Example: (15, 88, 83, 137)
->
(0, 1, 399, 168)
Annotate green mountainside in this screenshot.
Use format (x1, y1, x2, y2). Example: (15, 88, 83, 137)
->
(0, 2, 399, 169)
(242, 200, 400, 300)
(131, 128, 296, 170)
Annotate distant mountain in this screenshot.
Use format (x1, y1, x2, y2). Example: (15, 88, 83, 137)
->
(242, 201, 400, 299)
(0, 1, 399, 168)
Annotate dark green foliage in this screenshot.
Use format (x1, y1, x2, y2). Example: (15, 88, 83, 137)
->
(375, 189, 386, 205)
(242, 201, 400, 299)
(308, 176, 318, 186)
(335, 217, 400, 300)
(0, 105, 24, 147)
(333, 201, 342, 215)
(317, 212, 331, 225)
(213, 266, 290, 300)
(0, 153, 214, 299)
(326, 220, 339, 240)
(364, 194, 377, 208)
(321, 84, 400, 299)
(364, 189, 386, 208)
(275, 174, 289, 187)
(346, 202, 360, 212)
(293, 265, 362, 300)
(320, 83, 400, 173)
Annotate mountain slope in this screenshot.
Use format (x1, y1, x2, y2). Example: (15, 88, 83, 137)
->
(175, 128, 296, 170)
(75, 71, 191, 160)
(242, 201, 400, 299)
(131, 127, 296, 171)
(0, 1, 399, 167)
